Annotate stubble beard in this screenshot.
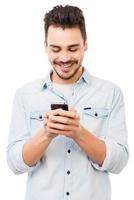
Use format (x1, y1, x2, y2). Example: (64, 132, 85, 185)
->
(54, 64, 82, 80)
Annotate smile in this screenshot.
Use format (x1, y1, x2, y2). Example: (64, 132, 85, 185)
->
(60, 63, 74, 72)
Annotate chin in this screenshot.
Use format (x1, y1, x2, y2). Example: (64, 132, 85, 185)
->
(59, 71, 77, 80)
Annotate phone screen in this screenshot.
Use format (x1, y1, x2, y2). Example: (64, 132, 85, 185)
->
(51, 103, 68, 111)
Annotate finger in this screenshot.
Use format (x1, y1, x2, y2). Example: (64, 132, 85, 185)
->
(44, 109, 62, 118)
(48, 115, 79, 126)
(46, 126, 73, 136)
(46, 127, 79, 138)
(44, 117, 49, 126)
(58, 109, 80, 119)
(47, 122, 77, 131)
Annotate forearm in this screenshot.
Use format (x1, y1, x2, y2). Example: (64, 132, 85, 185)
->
(22, 127, 53, 167)
(74, 126, 106, 166)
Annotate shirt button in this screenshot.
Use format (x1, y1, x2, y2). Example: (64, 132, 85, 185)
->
(95, 112, 98, 117)
(67, 170, 70, 175)
(66, 192, 70, 196)
(39, 115, 42, 119)
(67, 149, 71, 153)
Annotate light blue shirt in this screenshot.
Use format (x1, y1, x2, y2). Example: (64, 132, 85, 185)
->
(7, 67, 129, 200)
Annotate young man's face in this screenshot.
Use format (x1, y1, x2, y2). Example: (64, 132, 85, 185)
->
(45, 26, 87, 84)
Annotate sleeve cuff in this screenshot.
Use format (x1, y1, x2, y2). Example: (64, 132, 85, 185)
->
(90, 136, 129, 174)
(7, 140, 40, 174)
(90, 136, 114, 172)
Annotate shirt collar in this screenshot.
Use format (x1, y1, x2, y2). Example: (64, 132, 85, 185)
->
(41, 70, 53, 90)
(42, 67, 91, 90)
(77, 67, 91, 84)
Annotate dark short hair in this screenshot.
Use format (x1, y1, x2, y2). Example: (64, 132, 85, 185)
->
(43, 5, 87, 44)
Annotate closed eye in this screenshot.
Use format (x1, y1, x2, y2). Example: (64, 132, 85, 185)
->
(69, 48, 78, 52)
(51, 48, 61, 53)
(52, 49, 60, 53)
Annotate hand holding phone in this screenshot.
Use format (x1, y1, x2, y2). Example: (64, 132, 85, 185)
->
(45, 104, 80, 139)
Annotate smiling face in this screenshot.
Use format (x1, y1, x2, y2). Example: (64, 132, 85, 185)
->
(45, 26, 87, 84)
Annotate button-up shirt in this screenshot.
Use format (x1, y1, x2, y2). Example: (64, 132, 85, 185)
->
(7, 67, 129, 200)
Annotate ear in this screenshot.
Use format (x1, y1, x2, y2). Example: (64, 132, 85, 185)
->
(84, 40, 88, 51)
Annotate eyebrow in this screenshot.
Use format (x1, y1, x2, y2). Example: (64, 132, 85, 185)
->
(49, 44, 80, 48)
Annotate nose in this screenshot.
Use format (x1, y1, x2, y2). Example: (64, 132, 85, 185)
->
(59, 51, 71, 62)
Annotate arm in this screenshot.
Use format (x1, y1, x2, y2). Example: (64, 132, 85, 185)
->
(45, 109, 106, 166)
(22, 126, 57, 167)
(45, 86, 129, 174)
(73, 126, 106, 166)
(7, 90, 56, 174)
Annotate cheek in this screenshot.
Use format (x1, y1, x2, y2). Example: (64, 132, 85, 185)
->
(48, 52, 57, 63)
(75, 50, 84, 60)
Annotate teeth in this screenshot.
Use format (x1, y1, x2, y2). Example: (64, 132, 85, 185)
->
(61, 63, 73, 68)
(63, 65, 70, 68)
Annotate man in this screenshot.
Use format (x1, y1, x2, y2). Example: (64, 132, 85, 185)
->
(7, 5, 129, 200)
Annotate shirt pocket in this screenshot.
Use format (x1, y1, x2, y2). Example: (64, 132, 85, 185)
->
(29, 110, 46, 135)
(82, 107, 109, 136)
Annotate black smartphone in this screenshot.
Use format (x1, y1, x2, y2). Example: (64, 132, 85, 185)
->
(51, 103, 68, 111)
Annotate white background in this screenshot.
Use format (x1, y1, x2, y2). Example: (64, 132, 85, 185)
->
(0, 0, 134, 199)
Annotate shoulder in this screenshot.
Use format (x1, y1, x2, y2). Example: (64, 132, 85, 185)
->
(14, 77, 46, 97)
(90, 74, 123, 94)
(89, 74, 125, 106)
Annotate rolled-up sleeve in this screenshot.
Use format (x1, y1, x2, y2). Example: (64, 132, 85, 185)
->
(91, 86, 129, 174)
(7, 90, 39, 175)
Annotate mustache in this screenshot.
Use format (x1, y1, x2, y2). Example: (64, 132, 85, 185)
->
(54, 60, 78, 65)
